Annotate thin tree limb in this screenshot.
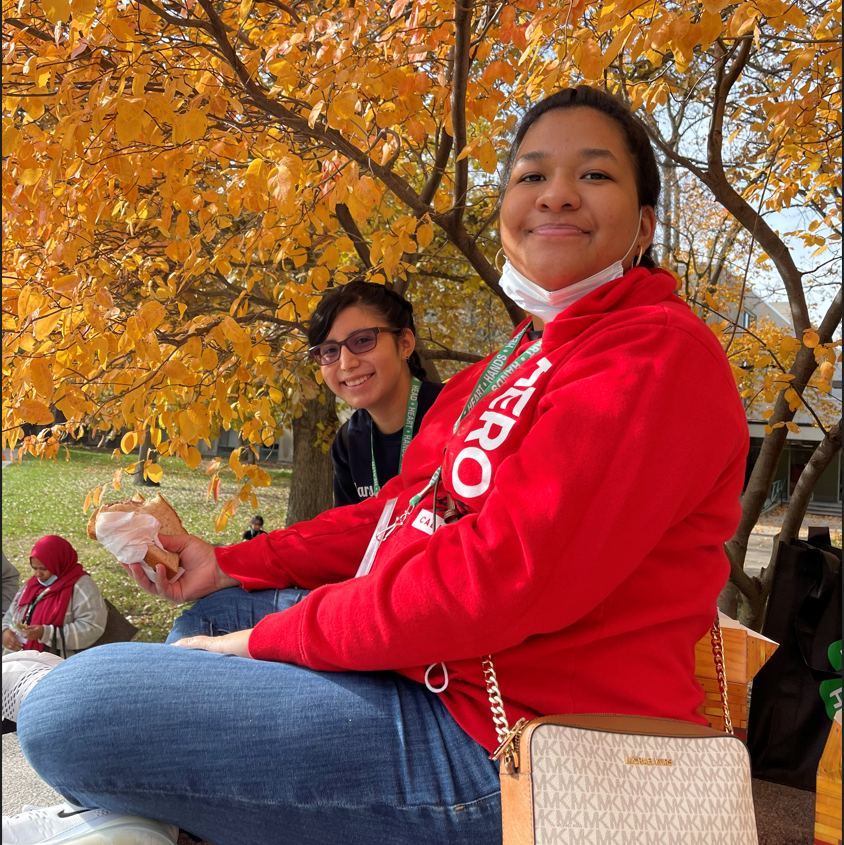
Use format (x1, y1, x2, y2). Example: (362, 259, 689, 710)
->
(449, 0, 473, 224)
(334, 203, 372, 269)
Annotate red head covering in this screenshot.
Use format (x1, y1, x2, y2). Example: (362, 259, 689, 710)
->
(18, 536, 87, 652)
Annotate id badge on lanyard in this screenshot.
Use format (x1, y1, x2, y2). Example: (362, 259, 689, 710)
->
(355, 498, 398, 578)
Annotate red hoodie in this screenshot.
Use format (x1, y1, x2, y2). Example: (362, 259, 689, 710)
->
(216, 268, 749, 752)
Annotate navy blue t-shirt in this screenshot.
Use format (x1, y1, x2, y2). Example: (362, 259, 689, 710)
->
(330, 380, 444, 507)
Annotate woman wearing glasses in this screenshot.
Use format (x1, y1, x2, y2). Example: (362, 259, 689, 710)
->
(307, 282, 444, 507)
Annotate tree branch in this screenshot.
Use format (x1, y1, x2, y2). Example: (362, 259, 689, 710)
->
(449, 0, 473, 223)
(423, 349, 484, 363)
(4, 17, 54, 42)
(334, 203, 371, 269)
(168, 0, 522, 329)
(419, 128, 453, 207)
(708, 36, 753, 181)
(640, 82, 811, 336)
(776, 419, 842, 547)
(190, 0, 426, 216)
(134, 0, 215, 32)
(724, 542, 762, 606)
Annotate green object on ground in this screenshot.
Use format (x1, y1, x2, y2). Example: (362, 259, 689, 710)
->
(820, 678, 842, 720)
(819, 640, 842, 720)
(829, 639, 842, 672)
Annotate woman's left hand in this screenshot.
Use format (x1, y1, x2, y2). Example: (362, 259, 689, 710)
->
(20, 624, 45, 641)
(171, 629, 253, 658)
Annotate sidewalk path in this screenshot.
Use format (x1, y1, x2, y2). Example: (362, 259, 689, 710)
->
(2, 733, 62, 816)
(744, 508, 842, 578)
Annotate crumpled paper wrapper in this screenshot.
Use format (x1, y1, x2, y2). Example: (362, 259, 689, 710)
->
(95, 511, 184, 583)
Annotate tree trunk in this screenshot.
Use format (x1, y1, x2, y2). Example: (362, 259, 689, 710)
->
(717, 580, 739, 618)
(285, 383, 339, 527)
(238, 431, 257, 465)
(727, 418, 843, 630)
(133, 429, 160, 487)
(776, 419, 842, 546)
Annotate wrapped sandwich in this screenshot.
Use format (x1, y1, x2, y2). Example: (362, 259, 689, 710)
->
(87, 492, 187, 580)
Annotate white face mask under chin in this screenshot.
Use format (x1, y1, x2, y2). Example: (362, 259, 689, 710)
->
(499, 209, 643, 325)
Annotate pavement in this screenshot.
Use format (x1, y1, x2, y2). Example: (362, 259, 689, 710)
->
(2, 732, 62, 815)
(744, 508, 842, 578)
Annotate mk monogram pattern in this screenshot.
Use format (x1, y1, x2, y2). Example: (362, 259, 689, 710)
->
(529, 725, 758, 845)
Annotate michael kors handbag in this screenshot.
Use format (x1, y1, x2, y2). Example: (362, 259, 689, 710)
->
(484, 619, 759, 845)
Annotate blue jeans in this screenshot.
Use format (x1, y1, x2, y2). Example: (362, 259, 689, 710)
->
(17, 588, 502, 845)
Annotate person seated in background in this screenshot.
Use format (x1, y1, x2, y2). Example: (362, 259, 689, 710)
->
(242, 516, 267, 541)
(1, 536, 107, 658)
(308, 281, 444, 507)
(2, 552, 19, 616)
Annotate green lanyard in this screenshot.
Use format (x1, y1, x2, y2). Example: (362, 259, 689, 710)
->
(23, 587, 51, 625)
(370, 376, 422, 496)
(374, 325, 542, 542)
(409, 325, 542, 509)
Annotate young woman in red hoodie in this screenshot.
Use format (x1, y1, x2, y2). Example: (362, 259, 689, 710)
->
(10, 87, 748, 845)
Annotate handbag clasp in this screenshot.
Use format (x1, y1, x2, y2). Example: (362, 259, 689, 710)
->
(491, 717, 528, 771)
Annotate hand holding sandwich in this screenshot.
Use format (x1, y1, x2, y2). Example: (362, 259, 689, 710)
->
(122, 533, 240, 603)
(88, 492, 240, 603)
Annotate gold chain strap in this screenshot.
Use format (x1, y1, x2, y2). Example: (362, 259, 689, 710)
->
(483, 618, 735, 755)
(710, 617, 734, 736)
(482, 654, 528, 766)
(481, 654, 511, 744)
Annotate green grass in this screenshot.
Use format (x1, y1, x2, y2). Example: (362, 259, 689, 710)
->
(2, 447, 291, 642)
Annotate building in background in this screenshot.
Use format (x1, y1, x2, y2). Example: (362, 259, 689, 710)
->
(742, 296, 841, 515)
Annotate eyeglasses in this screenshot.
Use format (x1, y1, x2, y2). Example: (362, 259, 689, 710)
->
(308, 327, 403, 366)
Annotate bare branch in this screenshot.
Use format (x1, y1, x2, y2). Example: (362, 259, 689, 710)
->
(419, 128, 453, 207)
(4, 17, 54, 42)
(450, 0, 473, 223)
(334, 204, 372, 269)
(776, 420, 842, 547)
(423, 349, 484, 363)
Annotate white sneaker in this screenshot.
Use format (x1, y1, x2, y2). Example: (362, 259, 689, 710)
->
(1, 802, 179, 845)
(2, 652, 64, 723)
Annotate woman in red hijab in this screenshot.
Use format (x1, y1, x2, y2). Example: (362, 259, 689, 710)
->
(1, 536, 107, 656)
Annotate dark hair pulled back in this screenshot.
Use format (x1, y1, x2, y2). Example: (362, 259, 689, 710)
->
(307, 281, 428, 381)
(500, 85, 661, 268)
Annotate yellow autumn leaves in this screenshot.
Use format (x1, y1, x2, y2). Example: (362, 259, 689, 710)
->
(200, 449, 271, 532)
(4, 0, 840, 536)
(115, 99, 208, 148)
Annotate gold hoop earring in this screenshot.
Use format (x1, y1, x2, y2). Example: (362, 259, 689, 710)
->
(495, 248, 507, 273)
(632, 246, 644, 268)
